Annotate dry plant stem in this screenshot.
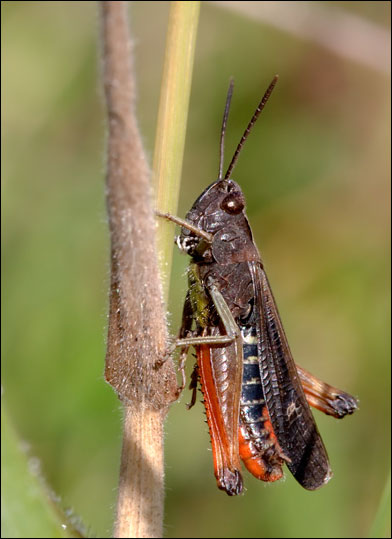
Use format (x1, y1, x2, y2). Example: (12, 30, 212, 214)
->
(99, 1, 177, 537)
(117, 409, 166, 539)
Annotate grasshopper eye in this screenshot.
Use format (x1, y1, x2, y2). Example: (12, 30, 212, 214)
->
(220, 193, 244, 215)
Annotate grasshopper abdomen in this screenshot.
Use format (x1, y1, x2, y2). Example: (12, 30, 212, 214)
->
(239, 326, 286, 482)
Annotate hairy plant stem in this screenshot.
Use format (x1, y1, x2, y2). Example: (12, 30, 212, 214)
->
(99, 1, 180, 536)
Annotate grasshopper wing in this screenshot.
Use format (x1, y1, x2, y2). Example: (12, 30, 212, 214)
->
(249, 261, 332, 490)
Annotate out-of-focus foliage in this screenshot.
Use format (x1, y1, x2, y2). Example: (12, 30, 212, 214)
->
(2, 1, 390, 537)
(1, 407, 83, 538)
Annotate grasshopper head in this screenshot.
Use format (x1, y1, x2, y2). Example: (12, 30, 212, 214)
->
(177, 178, 255, 263)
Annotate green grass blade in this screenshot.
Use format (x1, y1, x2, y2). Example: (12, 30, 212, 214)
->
(1, 407, 84, 538)
(369, 470, 391, 538)
(152, 0, 200, 303)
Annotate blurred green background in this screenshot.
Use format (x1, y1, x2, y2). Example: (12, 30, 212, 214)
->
(2, 1, 390, 537)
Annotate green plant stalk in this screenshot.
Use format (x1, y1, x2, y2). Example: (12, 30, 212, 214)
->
(152, 0, 200, 304)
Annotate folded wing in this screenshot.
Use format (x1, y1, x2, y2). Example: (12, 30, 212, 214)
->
(249, 261, 332, 490)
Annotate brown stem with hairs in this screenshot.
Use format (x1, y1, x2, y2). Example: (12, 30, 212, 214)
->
(99, 1, 178, 537)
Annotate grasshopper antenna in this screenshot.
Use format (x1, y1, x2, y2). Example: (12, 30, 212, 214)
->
(218, 78, 234, 180)
(224, 74, 278, 180)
